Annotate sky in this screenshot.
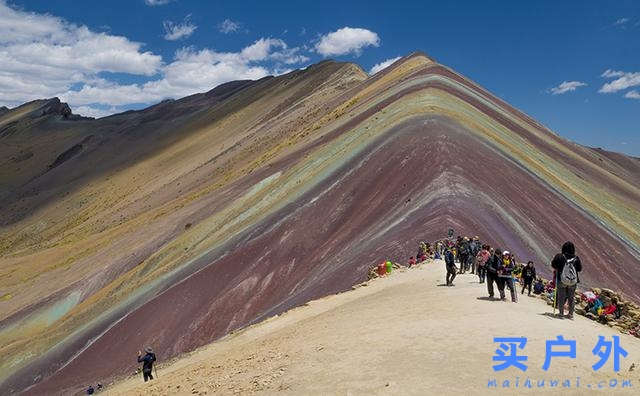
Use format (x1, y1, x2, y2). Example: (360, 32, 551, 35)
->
(1, 0, 638, 156)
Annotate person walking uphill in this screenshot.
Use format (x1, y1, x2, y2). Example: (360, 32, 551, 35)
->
(551, 241, 582, 319)
(498, 251, 517, 302)
(521, 261, 536, 296)
(137, 347, 157, 382)
(444, 247, 457, 286)
(485, 249, 503, 299)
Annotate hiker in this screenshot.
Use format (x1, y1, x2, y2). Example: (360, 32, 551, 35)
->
(533, 278, 544, 294)
(444, 247, 457, 286)
(86, 385, 95, 395)
(498, 251, 517, 302)
(469, 237, 480, 273)
(408, 256, 417, 267)
(521, 261, 536, 296)
(485, 248, 502, 299)
(551, 241, 583, 319)
(137, 347, 157, 382)
(457, 237, 470, 274)
(475, 244, 491, 283)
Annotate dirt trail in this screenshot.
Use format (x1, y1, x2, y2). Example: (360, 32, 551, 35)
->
(106, 261, 640, 395)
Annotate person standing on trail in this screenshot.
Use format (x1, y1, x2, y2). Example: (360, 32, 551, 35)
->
(444, 247, 457, 286)
(498, 251, 517, 302)
(521, 261, 536, 296)
(457, 237, 470, 274)
(551, 241, 583, 319)
(137, 347, 157, 382)
(475, 244, 491, 284)
(485, 248, 502, 299)
(469, 237, 480, 274)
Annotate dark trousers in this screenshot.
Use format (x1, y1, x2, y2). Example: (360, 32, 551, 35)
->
(477, 266, 486, 283)
(496, 277, 506, 299)
(446, 266, 457, 285)
(521, 278, 533, 295)
(458, 254, 468, 273)
(143, 368, 154, 382)
(486, 273, 498, 297)
(503, 277, 517, 302)
(556, 284, 577, 317)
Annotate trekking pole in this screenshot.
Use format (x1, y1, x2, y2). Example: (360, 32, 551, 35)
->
(552, 285, 557, 316)
(154, 363, 158, 379)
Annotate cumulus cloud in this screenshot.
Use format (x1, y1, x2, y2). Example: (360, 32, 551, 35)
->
(218, 19, 241, 34)
(60, 40, 306, 107)
(0, 2, 308, 117)
(599, 70, 640, 93)
(145, 0, 174, 5)
(369, 56, 401, 75)
(548, 81, 587, 95)
(315, 27, 380, 57)
(624, 90, 640, 99)
(163, 16, 197, 41)
(0, 0, 161, 108)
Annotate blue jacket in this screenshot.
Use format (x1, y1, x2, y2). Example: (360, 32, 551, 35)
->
(137, 352, 156, 371)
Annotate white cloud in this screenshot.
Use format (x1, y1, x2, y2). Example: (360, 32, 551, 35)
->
(163, 16, 197, 41)
(0, 2, 308, 117)
(624, 90, 640, 99)
(599, 71, 640, 93)
(218, 19, 240, 34)
(548, 81, 587, 95)
(0, 1, 162, 108)
(60, 40, 307, 108)
(369, 56, 401, 75)
(315, 27, 380, 57)
(72, 105, 119, 118)
(145, 0, 173, 5)
(601, 69, 625, 78)
(614, 18, 629, 26)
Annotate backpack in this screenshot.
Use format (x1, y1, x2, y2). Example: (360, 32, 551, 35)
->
(560, 257, 578, 286)
(533, 281, 544, 294)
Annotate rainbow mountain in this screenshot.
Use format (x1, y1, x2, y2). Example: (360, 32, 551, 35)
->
(1, 52, 639, 394)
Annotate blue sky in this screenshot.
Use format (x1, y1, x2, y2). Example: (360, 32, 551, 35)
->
(1, 0, 638, 156)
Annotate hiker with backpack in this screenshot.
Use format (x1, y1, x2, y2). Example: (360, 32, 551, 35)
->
(444, 247, 457, 286)
(485, 248, 503, 299)
(521, 261, 537, 296)
(457, 237, 471, 274)
(137, 347, 157, 382)
(497, 251, 517, 302)
(551, 241, 583, 319)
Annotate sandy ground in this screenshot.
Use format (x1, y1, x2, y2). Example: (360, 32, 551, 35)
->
(105, 261, 640, 395)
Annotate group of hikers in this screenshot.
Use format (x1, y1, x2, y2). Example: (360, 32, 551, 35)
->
(408, 234, 583, 320)
(94, 233, 584, 393)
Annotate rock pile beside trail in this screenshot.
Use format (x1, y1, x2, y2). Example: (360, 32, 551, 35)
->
(536, 279, 640, 339)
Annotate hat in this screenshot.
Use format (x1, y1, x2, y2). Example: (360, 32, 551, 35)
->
(144, 346, 153, 353)
(503, 251, 510, 256)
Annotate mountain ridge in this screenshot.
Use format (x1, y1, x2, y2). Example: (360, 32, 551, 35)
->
(0, 52, 639, 394)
